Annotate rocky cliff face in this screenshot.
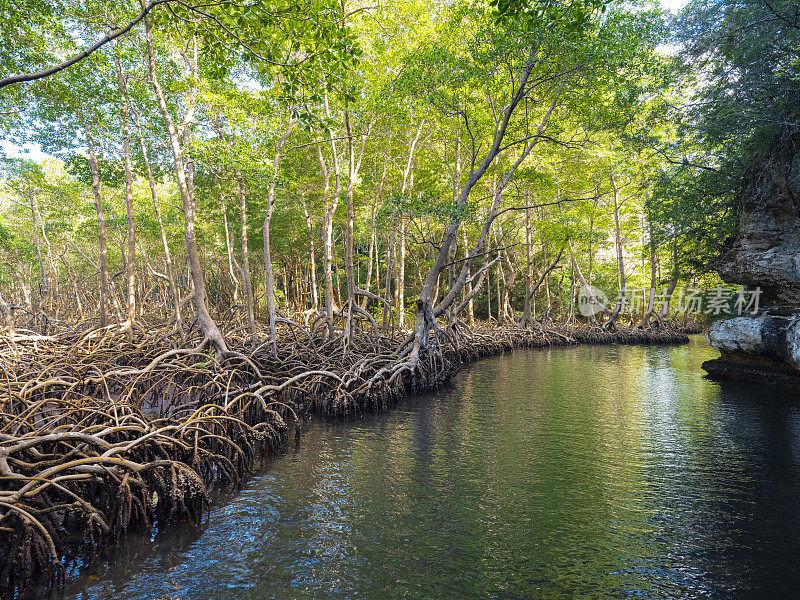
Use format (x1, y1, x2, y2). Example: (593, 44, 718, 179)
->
(704, 142, 800, 385)
(712, 150, 800, 305)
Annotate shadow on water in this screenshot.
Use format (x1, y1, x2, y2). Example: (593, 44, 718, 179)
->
(63, 337, 800, 600)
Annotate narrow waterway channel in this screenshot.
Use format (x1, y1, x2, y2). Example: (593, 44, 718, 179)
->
(64, 337, 800, 600)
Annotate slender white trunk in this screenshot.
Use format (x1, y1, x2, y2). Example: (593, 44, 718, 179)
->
(132, 107, 183, 336)
(605, 168, 626, 328)
(83, 122, 110, 328)
(114, 55, 136, 329)
(142, 6, 227, 353)
(300, 193, 319, 311)
(263, 116, 295, 354)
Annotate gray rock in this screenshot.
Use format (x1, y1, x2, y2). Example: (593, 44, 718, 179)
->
(711, 152, 800, 304)
(704, 144, 800, 385)
(706, 307, 800, 373)
(707, 316, 768, 355)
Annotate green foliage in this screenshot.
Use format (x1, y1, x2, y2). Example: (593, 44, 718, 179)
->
(0, 222, 15, 251)
(65, 154, 125, 188)
(381, 192, 479, 227)
(0, 0, 760, 324)
(669, 0, 800, 220)
(490, 0, 610, 30)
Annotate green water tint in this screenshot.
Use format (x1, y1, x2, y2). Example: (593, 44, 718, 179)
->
(64, 337, 800, 599)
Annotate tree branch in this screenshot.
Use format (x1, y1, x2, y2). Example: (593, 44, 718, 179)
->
(0, 0, 175, 89)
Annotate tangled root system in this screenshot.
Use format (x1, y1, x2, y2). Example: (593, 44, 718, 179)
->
(0, 316, 694, 596)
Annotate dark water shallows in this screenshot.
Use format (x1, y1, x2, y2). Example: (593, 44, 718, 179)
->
(64, 337, 800, 599)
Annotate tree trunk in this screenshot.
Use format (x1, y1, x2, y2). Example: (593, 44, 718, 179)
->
(542, 243, 551, 322)
(343, 105, 357, 341)
(494, 228, 503, 323)
(31, 189, 55, 319)
(0, 290, 11, 331)
(19, 272, 32, 313)
(604, 168, 626, 329)
(588, 183, 600, 287)
(114, 55, 136, 330)
(318, 97, 341, 338)
(61, 254, 84, 321)
(362, 136, 389, 310)
(132, 106, 183, 337)
(495, 219, 516, 324)
(300, 193, 319, 311)
(522, 193, 533, 327)
(142, 6, 228, 354)
(524, 245, 565, 322)
(82, 122, 110, 329)
(445, 131, 461, 323)
(407, 96, 557, 363)
(234, 173, 256, 344)
(396, 217, 407, 329)
(210, 113, 257, 342)
(659, 240, 680, 320)
(334, 237, 343, 309)
(462, 229, 475, 326)
(383, 232, 395, 335)
(501, 251, 516, 324)
(374, 228, 381, 306)
(221, 199, 241, 304)
(567, 262, 576, 323)
(568, 238, 607, 321)
(639, 212, 658, 328)
(342, 103, 370, 344)
(394, 121, 425, 330)
(486, 267, 492, 321)
(262, 116, 295, 355)
(27, 188, 48, 329)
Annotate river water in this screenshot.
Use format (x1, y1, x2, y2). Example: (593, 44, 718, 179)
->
(64, 337, 800, 600)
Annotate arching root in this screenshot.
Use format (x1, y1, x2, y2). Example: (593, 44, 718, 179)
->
(0, 317, 692, 596)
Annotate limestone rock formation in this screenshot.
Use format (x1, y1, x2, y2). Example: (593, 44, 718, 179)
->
(705, 308, 800, 384)
(711, 156, 800, 305)
(704, 307, 800, 375)
(704, 143, 800, 385)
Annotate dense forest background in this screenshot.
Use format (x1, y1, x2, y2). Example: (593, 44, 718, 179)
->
(0, 0, 797, 342)
(1, 2, 799, 592)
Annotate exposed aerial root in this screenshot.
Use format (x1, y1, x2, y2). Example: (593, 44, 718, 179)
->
(0, 316, 695, 596)
(0, 327, 292, 597)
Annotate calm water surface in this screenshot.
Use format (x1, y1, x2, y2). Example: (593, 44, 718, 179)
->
(64, 337, 800, 599)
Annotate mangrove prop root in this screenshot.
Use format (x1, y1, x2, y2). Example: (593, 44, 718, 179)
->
(0, 317, 695, 596)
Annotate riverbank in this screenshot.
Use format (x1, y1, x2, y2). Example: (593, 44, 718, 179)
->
(67, 336, 792, 600)
(0, 321, 696, 597)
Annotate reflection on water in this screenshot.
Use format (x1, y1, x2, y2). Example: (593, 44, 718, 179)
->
(65, 337, 800, 600)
